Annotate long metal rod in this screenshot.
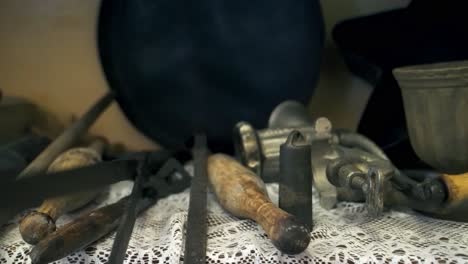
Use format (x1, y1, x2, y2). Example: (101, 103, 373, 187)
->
(107, 160, 144, 264)
(184, 134, 208, 264)
(17, 92, 115, 179)
(107, 155, 193, 263)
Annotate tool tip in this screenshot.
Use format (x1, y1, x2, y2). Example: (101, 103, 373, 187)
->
(272, 216, 311, 255)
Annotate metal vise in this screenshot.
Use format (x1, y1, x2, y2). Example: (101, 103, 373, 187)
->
(233, 101, 398, 216)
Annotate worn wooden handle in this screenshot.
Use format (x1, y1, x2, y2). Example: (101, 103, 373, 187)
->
(207, 154, 310, 255)
(439, 173, 468, 216)
(19, 139, 105, 244)
(30, 197, 127, 264)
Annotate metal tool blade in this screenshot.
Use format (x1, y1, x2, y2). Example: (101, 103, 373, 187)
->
(184, 134, 208, 264)
(108, 156, 192, 263)
(17, 92, 115, 180)
(0, 159, 136, 226)
(108, 159, 144, 263)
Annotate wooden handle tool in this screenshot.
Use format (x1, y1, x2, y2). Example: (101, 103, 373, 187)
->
(207, 154, 310, 255)
(441, 173, 468, 208)
(19, 138, 106, 244)
(17, 92, 114, 180)
(393, 171, 468, 222)
(29, 197, 128, 264)
(433, 173, 468, 221)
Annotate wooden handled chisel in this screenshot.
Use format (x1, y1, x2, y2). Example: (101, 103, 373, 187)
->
(207, 154, 310, 255)
(29, 196, 129, 264)
(19, 138, 106, 244)
(30, 152, 192, 264)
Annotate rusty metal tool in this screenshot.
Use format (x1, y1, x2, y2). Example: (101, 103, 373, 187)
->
(106, 162, 146, 264)
(17, 92, 114, 180)
(207, 153, 310, 255)
(29, 196, 130, 264)
(234, 101, 422, 216)
(279, 131, 313, 231)
(0, 149, 190, 227)
(0, 159, 134, 226)
(108, 155, 192, 263)
(29, 153, 191, 264)
(19, 137, 107, 244)
(184, 134, 208, 264)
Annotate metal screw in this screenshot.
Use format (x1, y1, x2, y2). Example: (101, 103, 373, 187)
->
(351, 176, 368, 192)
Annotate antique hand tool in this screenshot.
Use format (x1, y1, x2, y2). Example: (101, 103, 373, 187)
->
(0, 159, 134, 227)
(279, 131, 312, 230)
(0, 134, 50, 176)
(19, 137, 107, 244)
(30, 196, 130, 264)
(17, 92, 114, 180)
(233, 100, 449, 218)
(234, 101, 391, 210)
(234, 102, 387, 183)
(207, 154, 310, 255)
(108, 154, 192, 263)
(264, 99, 468, 221)
(184, 134, 208, 264)
(29, 152, 191, 264)
(0, 148, 187, 226)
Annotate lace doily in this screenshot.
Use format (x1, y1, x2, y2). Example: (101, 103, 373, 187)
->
(2, 178, 468, 263)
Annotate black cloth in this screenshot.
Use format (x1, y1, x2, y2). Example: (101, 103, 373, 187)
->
(333, 0, 468, 169)
(98, 0, 324, 152)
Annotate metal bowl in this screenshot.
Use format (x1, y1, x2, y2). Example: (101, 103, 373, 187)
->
(393, 61, 468, 173)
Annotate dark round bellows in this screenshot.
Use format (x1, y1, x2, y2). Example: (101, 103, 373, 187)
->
(98, 0, 324, 152)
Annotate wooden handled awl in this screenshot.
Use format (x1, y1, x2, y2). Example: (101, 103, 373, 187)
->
(19, 138, 106, 244)
(207, 154, 310, 255)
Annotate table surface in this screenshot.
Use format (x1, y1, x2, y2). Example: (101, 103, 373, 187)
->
(1, 179, 468, 264)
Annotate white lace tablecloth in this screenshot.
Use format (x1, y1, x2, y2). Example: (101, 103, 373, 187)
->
(1, 179, 468, 264)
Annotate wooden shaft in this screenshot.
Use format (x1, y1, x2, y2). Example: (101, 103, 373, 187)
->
(19, 139, 106, 245)
(442, 173, 468, 205)
(437, 173, 468, 218)
(29, 197, 128, 264)
(207, 154, 310, 255)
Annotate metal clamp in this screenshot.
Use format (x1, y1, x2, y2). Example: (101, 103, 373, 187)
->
(365, 167, 385, 217)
